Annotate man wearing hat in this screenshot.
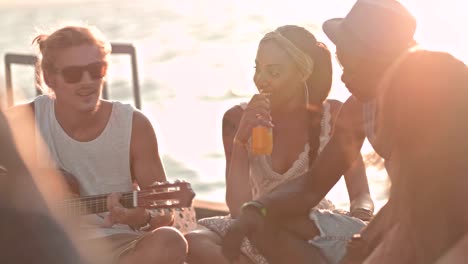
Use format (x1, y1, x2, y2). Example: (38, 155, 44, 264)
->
(222, 0, 417, 263)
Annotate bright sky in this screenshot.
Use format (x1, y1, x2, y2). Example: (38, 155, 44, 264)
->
(401, 0, 467, 62)
(1, 0, 466, 61)
(0, 0, 95, 6)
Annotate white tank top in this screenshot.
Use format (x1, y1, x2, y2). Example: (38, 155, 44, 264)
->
(34, 95, 134, 196)
(34, 95, 167, 239)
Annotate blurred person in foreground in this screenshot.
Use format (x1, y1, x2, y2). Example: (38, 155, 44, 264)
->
(357, 49, 468, 264)
(434, 231, 468, 264)
(6, 24, 187, 264)
(0, 105, 86, 263)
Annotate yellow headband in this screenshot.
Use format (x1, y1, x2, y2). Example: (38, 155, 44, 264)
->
(262, 30, 314, 81)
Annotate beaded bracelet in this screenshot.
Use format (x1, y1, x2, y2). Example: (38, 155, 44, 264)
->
(240, 201, 267, 217)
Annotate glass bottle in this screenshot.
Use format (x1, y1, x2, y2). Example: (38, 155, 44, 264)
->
(251, 93, 273, 155)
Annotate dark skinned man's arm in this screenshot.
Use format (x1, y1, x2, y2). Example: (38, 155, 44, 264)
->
(222, 96, 368, 261)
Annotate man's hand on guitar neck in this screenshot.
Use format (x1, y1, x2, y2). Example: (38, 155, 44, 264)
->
(103, 192, 174, 230)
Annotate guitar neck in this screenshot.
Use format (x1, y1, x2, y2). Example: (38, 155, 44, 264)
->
(60, 180, 195, 216)
(61, 192, 135, 216)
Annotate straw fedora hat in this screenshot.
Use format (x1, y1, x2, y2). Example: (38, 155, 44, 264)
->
(323, 0, 417, 58)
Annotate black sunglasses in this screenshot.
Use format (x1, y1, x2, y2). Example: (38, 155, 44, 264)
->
(56, 61, 108, 84)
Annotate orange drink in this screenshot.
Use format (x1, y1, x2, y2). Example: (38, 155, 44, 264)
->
(251, 126, 273, 155)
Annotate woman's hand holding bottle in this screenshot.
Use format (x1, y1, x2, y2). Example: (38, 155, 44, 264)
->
(234, 93, 273, 151)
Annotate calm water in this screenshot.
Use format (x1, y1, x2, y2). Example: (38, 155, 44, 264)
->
(1, 0, 466, 210)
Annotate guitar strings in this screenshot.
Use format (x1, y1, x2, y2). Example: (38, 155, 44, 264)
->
(61, 188, 185, 213)
(62, 187, 181, 203)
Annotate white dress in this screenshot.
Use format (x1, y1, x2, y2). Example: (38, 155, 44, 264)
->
(198, 101, 335, 264)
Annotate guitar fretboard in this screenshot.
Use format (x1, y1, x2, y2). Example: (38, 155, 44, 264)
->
(58, 181, 194, 216)
(61, 192, 134, 216)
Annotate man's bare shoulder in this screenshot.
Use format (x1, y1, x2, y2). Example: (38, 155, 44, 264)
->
(131, 110, 155, 137)
(129, 110, 159, 161)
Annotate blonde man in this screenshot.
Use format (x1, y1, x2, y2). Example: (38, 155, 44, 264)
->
(7, 24, 187, 264)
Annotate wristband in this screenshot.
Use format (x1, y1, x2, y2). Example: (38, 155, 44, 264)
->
(241, 201, 267, 217)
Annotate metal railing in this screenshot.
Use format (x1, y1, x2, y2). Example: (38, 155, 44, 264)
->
(4, 43, 141, 109)
(4, 53, 38, 107)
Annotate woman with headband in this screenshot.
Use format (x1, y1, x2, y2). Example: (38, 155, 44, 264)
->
(185, 25, 374, 264)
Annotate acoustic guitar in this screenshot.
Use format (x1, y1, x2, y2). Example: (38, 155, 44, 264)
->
(59, 180, 195, 216)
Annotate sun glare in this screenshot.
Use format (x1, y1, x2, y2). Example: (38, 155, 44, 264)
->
(1, 0, 466, 208)
(401, 0, 468, 63)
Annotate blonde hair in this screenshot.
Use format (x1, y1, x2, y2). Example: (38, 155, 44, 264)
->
(32, 23, 111, 92)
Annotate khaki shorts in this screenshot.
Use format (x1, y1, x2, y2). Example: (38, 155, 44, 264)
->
(82, 233, 144, 263)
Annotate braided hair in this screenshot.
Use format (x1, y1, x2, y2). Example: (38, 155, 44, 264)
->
(274, 25, 333, 164)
